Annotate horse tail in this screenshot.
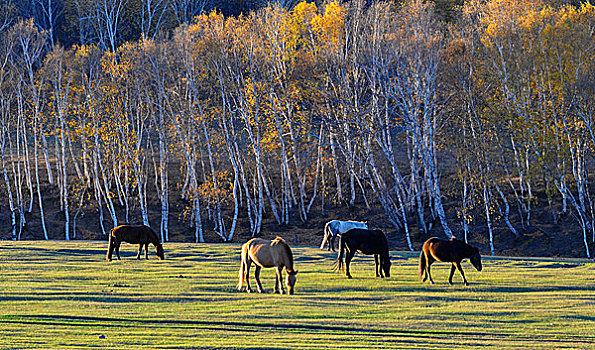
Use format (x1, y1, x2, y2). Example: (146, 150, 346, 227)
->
(418, 249, 426, 280)
(237, 244, 247, 290)
(106, 228, 115, 261)
(320, 222, 331, 249)
(334, 234, 346, 273)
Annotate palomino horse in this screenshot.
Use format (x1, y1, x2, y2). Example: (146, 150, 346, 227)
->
(320, 220, 368, 252)
(237, 237, 298, 295)
(335, 228, 391, 279)
(419, 236, 482, 286)
(106, 224, 165, 261)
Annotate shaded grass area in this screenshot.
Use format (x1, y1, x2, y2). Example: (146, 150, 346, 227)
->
(0, 241, 594, 349)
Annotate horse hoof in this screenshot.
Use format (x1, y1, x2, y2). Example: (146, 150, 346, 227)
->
(347, 275, 353, 279)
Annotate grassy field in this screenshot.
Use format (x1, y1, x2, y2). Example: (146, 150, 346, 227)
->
(0, 241, 593, 350)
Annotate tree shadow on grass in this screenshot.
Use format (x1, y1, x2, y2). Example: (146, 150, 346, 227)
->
(2, 314, 591, 346)
(0, 291, 239, 304)
(484, 285, 595, 294)
(562, 314, 595, 322)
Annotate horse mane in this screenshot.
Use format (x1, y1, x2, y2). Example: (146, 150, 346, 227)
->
(271, 236, 295, 271)
(345, 219, 365, 224)
(271, 236, 286, 246)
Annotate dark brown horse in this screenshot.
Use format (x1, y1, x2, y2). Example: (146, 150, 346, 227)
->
(237, 237, 298, 295)
(336, 228, 391, 279)
(106, 225, 165, 261)
(419, 236, 482, 286)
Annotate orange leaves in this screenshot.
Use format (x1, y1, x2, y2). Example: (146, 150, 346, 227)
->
(283, 1, 346, 57)
(311, 2, 345, 54)
(100, 50, 130, 80)
(279, 1, 347, 61)
(198, 169, 234, 205)
(188, 10, 227, 58)
(478, 0, 545, 37)
(283, 1, 317, 60)
(474, 0, 595, 98)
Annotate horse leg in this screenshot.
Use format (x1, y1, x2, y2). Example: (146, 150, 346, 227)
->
(322, 231, 331, 251)
(254, 266, 265, 293)
(330, 234, 336, 252)
(137, 244, 143, 260)
(345, 249, 356, 279)
(244, 260, 253, 293)
(426, 255, 435, 284)
(145, 243, 149, 259)
(374, 255, 381, 278)
(115, 242, 122, 260)
(420, 252, 428, 282)
(275, 266, 285, 294)
(454, 261, 469, 286)
(106, 240, 115, 261)
(273, 268, 280, 294)
(448, 264, 456, 285)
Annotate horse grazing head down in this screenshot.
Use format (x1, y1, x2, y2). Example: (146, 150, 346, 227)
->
(106, 224, 165, 261)
(155, 243, 165, 260)
(382, 257, 391, 278)
(238, 237, 298, 295)
(470, 248, 482, 272)
(272, 237, 299, 294)
(285, 269, 298, 295)
(374, 229, 391, 277)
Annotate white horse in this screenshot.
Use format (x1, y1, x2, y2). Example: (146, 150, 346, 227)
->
(320, 220, 368, 252)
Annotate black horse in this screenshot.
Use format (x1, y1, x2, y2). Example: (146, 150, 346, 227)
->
(106, 224, 165, 261)
(419, 236, 482, 286)
(335, 228, 391, 279)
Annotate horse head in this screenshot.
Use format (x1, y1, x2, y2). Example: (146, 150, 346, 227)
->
(155, 243, 165, 260)
(470, 248, 482, 271)
(285, 269, 298, 295)
(383, 258, 391, 278)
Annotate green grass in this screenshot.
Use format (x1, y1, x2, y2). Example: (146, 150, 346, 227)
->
(0, 241, 594, 349)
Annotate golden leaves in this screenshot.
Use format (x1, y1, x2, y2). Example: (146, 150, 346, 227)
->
(311, 2, 345, 53)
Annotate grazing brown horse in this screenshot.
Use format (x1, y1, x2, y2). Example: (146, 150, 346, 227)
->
(237, 237, 298, 295)
(106, 225, 165, 261)
(336, 228, 391, 279)
(419, 236, 482, 286)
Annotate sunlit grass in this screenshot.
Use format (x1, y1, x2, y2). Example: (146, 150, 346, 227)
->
(0, 241, 593, 349)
